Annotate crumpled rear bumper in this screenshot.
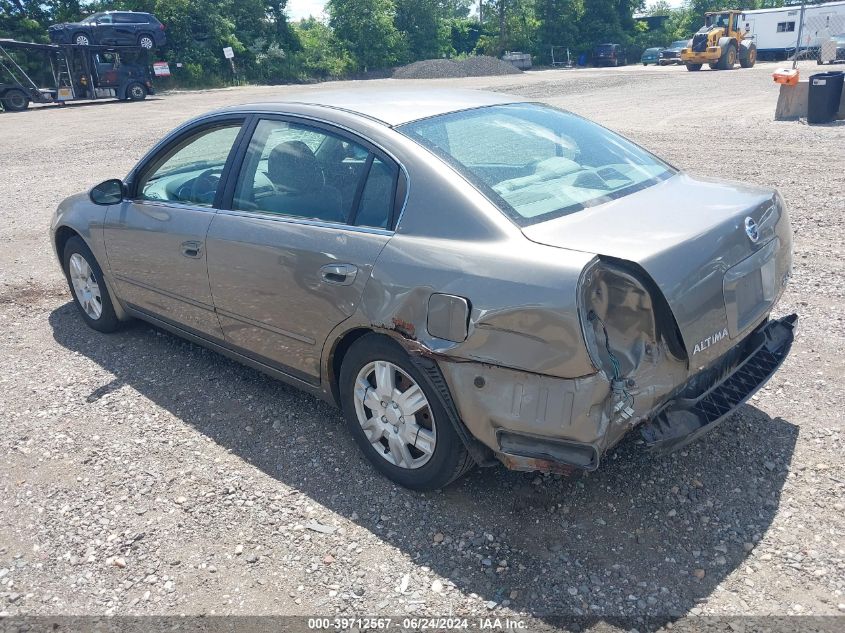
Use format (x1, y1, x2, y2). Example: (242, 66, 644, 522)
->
(639, 313, 797, 452)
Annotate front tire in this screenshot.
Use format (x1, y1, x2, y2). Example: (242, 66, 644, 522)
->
(74, 33, 90, 46)
(718, 43, 737, 70)
(62, 236, 121, 333)
(126, 82, 147, 101)
(740, 43, 757, 68)
(339, 334, 474, 490)
(686, 63, 703, 71)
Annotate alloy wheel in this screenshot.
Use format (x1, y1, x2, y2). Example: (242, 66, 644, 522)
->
(68, 253, 102, 320)
(139, 36, 154, 49)
(75, 35, 90, 45)
(353, 360, 436, 469)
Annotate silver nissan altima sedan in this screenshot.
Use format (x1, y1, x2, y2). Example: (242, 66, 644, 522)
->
(50, 88, 797, 490)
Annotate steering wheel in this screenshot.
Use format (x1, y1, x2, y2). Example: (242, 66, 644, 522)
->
(186, 168, 222, 205)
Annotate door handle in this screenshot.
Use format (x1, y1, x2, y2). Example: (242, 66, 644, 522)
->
(320, 263, 358, 286)
(181, 240, 203, 259)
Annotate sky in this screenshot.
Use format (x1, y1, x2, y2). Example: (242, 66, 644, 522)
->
(287, 0, 327, 20)
(284, 0, 685, 22)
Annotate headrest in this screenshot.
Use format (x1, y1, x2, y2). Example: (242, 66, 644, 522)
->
(267, 140, 324, 193)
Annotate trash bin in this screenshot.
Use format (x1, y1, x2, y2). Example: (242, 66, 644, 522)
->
(807, 71, 844, 124)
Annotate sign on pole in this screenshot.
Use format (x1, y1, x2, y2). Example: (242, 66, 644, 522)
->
(223, 47, 234, 59)
(153, 62, 171, 77)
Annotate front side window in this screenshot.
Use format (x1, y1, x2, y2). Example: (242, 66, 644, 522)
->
(233, 119, 398, 228)
(137, 124, 242, 206)
(400, 103, 673, 226)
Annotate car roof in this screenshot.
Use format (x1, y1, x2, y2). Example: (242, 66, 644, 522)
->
(224, 87, 525, 127)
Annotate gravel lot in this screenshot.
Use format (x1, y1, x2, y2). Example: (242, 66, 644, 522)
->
(1, 62, 844, 629)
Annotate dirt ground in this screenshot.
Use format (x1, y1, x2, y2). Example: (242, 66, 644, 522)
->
(0, 61, 843, 630)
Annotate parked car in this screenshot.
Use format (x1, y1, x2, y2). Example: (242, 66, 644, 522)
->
(818, 33, 845, 64)
(660, 40, 691, 65)
(48, 11, 166, 50)
(641, 47, 664, 65)
(51, 88, 797, 490)
(594, 43, 627, 66)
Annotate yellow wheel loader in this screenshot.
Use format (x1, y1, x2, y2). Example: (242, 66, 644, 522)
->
(681, 10, 757, 71)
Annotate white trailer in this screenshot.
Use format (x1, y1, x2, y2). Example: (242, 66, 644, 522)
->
(740, 1, 845, 60)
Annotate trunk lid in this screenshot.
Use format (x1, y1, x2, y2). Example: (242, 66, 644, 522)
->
(522, 172, 792, 370)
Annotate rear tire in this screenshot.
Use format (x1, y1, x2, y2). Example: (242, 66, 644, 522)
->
(126, 82, 147, 101)
(339, 334, 474, 490)
(62, 236, 121, 333)
(686, 63, 703, 71)
(2, 89, 30, 112)
(718, 43, 737, 70)
(138, 34, 155, 50)
(740, 43, 757, 68)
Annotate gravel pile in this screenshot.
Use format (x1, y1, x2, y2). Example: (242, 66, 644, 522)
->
(393, 55, 522, 79)
(461, 55, 524, 77)
(393, 58, 467, 79)
(1, 63, 843, 624)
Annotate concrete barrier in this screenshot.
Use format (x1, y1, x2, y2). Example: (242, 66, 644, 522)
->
(775, 80, 809, 120)
(775, 77, 845, 121)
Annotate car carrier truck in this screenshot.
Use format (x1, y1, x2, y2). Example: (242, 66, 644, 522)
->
(0, 39, 154, 111)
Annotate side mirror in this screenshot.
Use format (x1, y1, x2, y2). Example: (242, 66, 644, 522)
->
(90, 179, 125, 205)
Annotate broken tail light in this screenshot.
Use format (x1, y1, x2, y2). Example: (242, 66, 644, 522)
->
(578, 258, 686, 381)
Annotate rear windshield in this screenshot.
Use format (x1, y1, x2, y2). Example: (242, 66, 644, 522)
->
(399, 103, 674, 226)
(596, 44, 615, 53)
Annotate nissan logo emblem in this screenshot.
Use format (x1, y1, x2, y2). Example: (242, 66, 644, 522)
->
(744, 217, 760, 243)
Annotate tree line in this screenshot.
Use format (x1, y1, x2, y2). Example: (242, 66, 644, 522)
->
(0, 0, 830, 86)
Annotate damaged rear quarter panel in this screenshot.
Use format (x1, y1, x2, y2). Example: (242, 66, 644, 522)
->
(361, 233, 598, 380)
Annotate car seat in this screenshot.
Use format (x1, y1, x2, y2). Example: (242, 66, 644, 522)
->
(262, 140, 345, 223)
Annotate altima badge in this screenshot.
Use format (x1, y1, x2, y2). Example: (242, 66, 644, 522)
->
(745, 217, 760, 243)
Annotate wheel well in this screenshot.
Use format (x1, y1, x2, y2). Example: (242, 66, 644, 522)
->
(328, 327, 375, 403)
(54, 226, 81, 262)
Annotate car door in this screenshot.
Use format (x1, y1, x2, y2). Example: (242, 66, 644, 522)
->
(205, 116, 401, 383)
(104, 117, 247, 340)
(111, 13, 138, 46)
(92, 14, 114, 44)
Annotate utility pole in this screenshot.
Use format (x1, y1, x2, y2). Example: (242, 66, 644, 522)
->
(792, 2, 806, 70)
(479, 0, 483, 23)
(499, 0, 506, 48)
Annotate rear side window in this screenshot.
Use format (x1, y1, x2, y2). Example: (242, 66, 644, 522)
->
(353, 157, 399, 229)
(113, 13, 143, 24)
(232, 118, 399, 229)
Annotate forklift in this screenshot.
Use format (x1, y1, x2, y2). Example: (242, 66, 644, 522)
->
(681, 10, 758, 71)
(0, 39, 155, 111)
